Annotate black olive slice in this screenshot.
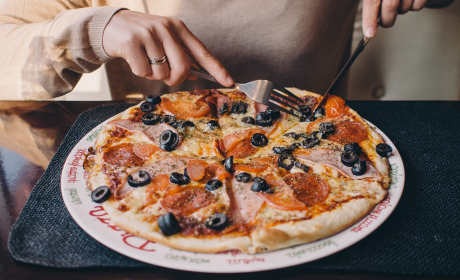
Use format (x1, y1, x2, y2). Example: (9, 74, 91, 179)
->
(205, 179, 223, 191)
(158, 212, 181, 236)
(159, 130, 177, 146)
(299, 105, 312, 116)
(170, 172, 190, 185)
(319, 122, 335, 134)
(241, 116, 255, 125)
(256, 112, 273, 127)
(91, 186, 111, 203)
(301, 137, 320, 149)
(224, 156, 233, 172)
(140, 102, 154, 113)
(252, 176, 265, 183)
(284, 132, 297, 138)
(290, 143, 301, 150)
(146, 95, 162, 105)
(278, 154, 295, 170)
(176, 120, 195, 129)
(218, 103, 228, 115)
(294, 161, 310, 173)
(160, 144, 174, 151)
(183, 168, 190, 180)
(314, 108, 326, 118)
(231, 101, 249, 114)
(251, 133, 268, 147)
(265, 107, 281, 120)
(127, 171, 151, 187)
(207, 120, 219, 130)
(352, 160, 367, 176)
(376, 143, 393, 157)
(273, 147, 292, 155)
(301, 115, 316, 122)
(205, 213, 228, 230)
(344, 143, 362, 155)
(295, 133, 309, 140)
(235, 172, 251, 182)
(341, 151, 359, 167)
(142, 113, 160, 125)
(160, 115, 176, 125)
(310, 131, 326, 140)
(251, 180, 269, 192)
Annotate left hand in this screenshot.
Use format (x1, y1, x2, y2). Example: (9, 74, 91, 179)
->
(362, 0, 428, 37)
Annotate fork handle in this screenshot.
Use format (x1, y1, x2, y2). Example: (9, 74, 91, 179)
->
(190, 68, 218, 83)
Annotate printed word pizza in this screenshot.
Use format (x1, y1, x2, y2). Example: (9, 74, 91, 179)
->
(83, 88, 392, 254)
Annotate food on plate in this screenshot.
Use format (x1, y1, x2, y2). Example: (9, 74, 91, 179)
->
(83, 88, 392, 254)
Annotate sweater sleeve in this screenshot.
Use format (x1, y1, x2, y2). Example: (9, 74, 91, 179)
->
(0, 0, 126, 100)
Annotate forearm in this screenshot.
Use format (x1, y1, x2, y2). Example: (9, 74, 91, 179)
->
(0, 4, 124, 100)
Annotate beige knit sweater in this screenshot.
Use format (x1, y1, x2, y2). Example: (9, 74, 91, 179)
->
(0, 0, 363, 100)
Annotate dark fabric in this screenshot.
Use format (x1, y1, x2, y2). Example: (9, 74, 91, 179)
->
(8, 102, 460, 275)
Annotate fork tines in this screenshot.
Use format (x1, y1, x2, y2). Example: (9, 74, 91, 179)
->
(269, 85, 303, 116)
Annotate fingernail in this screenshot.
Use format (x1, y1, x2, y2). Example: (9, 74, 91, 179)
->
(227, 76, 234, 86)
(366, 27, 376, 38)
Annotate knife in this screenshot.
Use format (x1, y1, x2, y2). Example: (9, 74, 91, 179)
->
(312, 36, 371, 116)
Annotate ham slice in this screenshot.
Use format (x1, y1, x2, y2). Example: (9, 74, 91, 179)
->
(231, 171, 265, 224)
(108, 119, 183, 148)
(294, 148, 382, 181)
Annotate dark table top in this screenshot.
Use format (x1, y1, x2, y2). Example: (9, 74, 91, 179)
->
(1, 100, 459, 280)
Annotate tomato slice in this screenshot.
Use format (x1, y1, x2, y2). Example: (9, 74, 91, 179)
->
(233, 156, 278, 173)
(257, 174, 307, 211)
(325, 95, 346, 118)
(186, 159, 209, 181)
(160, 97, 211, 119)
(283, 173, 329, 206)
(161, 188, 215, 214)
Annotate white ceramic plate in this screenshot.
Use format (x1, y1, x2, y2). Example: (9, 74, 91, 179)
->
(61, 116, 404, 273)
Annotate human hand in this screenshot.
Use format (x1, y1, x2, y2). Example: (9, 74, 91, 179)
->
(362, 0, 428, 37)
(102, 10, 234, 87)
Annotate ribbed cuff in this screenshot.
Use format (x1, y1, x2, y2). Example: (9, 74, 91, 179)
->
(88, 7, 128, 63)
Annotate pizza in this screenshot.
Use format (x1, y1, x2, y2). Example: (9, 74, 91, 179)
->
(83, 88, 393, 254)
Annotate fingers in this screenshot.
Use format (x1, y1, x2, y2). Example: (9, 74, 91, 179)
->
(362, 0, 381, 37)
(411, 0, 427, 10)
(399, 0, 414, 14)
(160, 31, 192, 86)
(143, 38, 170, 81)
(175, 22, 234, 87)
(380, 0, 400, 27)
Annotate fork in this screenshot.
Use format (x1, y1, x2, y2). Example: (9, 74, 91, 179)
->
(189, 68, 303, 117)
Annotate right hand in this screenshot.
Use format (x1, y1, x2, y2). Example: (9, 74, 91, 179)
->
(102, 10, 234, 87)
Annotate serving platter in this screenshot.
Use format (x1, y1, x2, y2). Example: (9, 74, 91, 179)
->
(61, 111, 405, 273)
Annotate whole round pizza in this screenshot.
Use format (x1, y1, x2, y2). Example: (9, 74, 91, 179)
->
(83, 88, 392, 254)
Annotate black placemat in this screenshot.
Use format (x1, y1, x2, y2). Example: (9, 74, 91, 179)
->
(8, 102, 460, 275)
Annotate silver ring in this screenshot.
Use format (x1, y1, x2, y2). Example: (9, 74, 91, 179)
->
(148, 55, 167, 65)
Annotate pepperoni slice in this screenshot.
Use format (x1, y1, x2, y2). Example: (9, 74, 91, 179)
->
(327, 120, 368, 144)
(257, 174, 307, 211)
(133, 143, 161, 159)
(325, 95, 346, 118)
(283, 173, 329, 207)
(199, 164, 231, 183)
(233, 156, 278, 173)
(161, 188, 215, 214)
(186, 160, 209, 181)
(103, 143, 144, 167)
(226, 139, 259, 158)
(160, 97, 211, 119)
(144, 174, 170, 206)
